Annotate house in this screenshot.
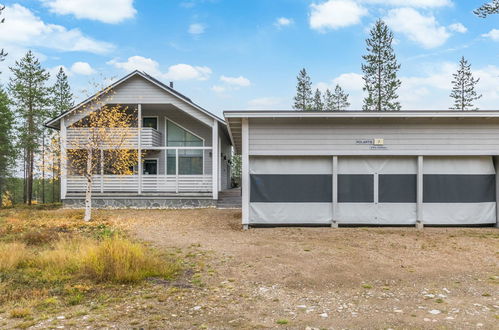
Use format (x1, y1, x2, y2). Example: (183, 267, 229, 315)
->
(46, 71, 232, 208)
(224, 110, 499, 228)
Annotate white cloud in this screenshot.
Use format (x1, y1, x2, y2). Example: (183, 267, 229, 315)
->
(71, 61, 96, 75)
(309, 0, 368, 31)
(108, 56, 211, 81)
(482, 29, 499, 41)
(108, 56, 162, 76)
(448, 23, 467, 33)
(164, 64, 212, 81)
(361, 0, 451, 7)
(211, 85, 226, 93)
(248, 97, 284, 109)
(275, 17, 294, 28)
(188, 23, 205, 35)
(0, 4, 114, 54)
(41, 0, 136, 24)
(384, 8, 450, 48)
(220, 75, 251, 87)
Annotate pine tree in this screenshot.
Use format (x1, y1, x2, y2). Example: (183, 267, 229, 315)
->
(0, 5, 7, 64)
(0, 87, 15, 207)
(9, 51, 50, 205)
(293, 68, 313, 111)
(49, 67, 74, 202)
(449, 57, 482, 111)
(474, 0, 499, 17)
(52, 67, 74, 116)
(330, 84, 350, 111)
(361, 19, 401, 111)
(312, 88, 323, 111)
(323, 89, 334, 111)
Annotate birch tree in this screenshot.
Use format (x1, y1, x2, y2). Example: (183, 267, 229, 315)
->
(449, 57, 482, 111)
(9, 51, 50, 205)
(293, 68, 313, 111)
(67, 94, 138, 221)
(475, 1, 499, 17)
(362, 19, 401, 111)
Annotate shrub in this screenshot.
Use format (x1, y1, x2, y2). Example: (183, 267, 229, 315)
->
(82, 237, 179, 283)
(9, 307, 31, 319)
(0, 242, 30, 271)
(22, 230, 58, 246)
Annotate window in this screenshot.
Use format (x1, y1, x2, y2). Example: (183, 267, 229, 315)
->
(166, 120, 203, 175)
(143, 159, 158, 175)
(142, 117, 158, 130)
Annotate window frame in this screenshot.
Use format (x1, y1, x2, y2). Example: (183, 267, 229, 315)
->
(143, 158, 159, 175)
(142, 116, 159, 130)
(165, 117, 205, 176)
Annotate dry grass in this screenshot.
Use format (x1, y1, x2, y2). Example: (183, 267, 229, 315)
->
(0, 242, 30, 272)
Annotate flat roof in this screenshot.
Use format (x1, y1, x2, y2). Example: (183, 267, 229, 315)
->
(224, 110, 499, 153)
(224, 110, 499, 118)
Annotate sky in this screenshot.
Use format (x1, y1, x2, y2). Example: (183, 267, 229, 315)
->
(0, 0, 498, 117)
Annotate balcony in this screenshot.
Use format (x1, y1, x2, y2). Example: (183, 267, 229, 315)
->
(66, 127, 162, 148)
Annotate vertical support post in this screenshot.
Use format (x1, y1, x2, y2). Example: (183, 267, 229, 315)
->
(494, 156, 499, 228)
(331, 156, 338, 228)
(212, 120, 219, 200)
(218, 136, 222, 192)
(241, 118, 249, 230)
(175, 148, 179, 194)
(416, 155, 424, 229)
(60, 117, 67, 200)
(137, 104, 142, 195)
(100, 149, 104, 193)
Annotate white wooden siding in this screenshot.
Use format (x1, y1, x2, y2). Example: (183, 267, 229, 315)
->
(248, 118, 499, 155)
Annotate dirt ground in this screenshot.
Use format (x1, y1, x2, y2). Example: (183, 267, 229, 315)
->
(3, 208, 497, 329)
(102, 208, 498, 329)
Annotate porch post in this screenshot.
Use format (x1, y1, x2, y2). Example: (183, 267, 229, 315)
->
(331, 156, 338, 228)
(241, 118, 249, 229)
(416, 155, 424, 229)
(138, 104, 142, 194)
(100, 149, 104, 193)
(212, 120, 219, 200)
(60, 117, 67, 200)
(175, 148, 179, 193)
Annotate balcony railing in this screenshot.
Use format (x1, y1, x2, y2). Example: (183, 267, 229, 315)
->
(66, 127, 162, 148)
(67, 175, 212, 194)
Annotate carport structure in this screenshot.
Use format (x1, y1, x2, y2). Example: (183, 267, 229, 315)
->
(224, 111, 499, 229)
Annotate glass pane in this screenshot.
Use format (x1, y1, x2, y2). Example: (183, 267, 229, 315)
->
(167, 121, 202, 146)
(143, 160, 157, 175)
(167, 152, 175, 175)
(143, 117, 157, 130)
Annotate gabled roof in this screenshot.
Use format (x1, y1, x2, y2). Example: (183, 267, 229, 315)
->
(45, 70, 225, 129)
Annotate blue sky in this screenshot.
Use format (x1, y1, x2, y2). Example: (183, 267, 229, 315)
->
(0, 0, 498, 116)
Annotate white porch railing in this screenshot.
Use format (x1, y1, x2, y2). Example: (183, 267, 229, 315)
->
(67, 127, 162, 148)
(67, 175, 212, 193)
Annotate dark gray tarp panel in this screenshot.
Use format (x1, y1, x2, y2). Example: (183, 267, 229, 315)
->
(250, 174, 332, 203)
(338, 174, 374, 203)
(423, 174, 496, 203)
(379, 174, 417, 203)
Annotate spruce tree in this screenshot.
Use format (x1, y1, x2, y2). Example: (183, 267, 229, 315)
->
(330, 84, 350, 111)
(449, 57, 482, 111)
(293, 68, 313, 111)
(312, 88, 323, 111)
(361, 19, 401, 111)
(0, 87, 15, 207)
(9, 51, 50, 205)
(475, 0, 499, 17)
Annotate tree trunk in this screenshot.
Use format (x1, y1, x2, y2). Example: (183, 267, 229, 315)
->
(22, 149, 26, 204)
(42, 131, 45, 204)
(27, 150, 33, 205)
(84, 149, 93, 222)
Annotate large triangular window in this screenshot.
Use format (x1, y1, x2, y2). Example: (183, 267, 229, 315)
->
(166, 120, 204, 175)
